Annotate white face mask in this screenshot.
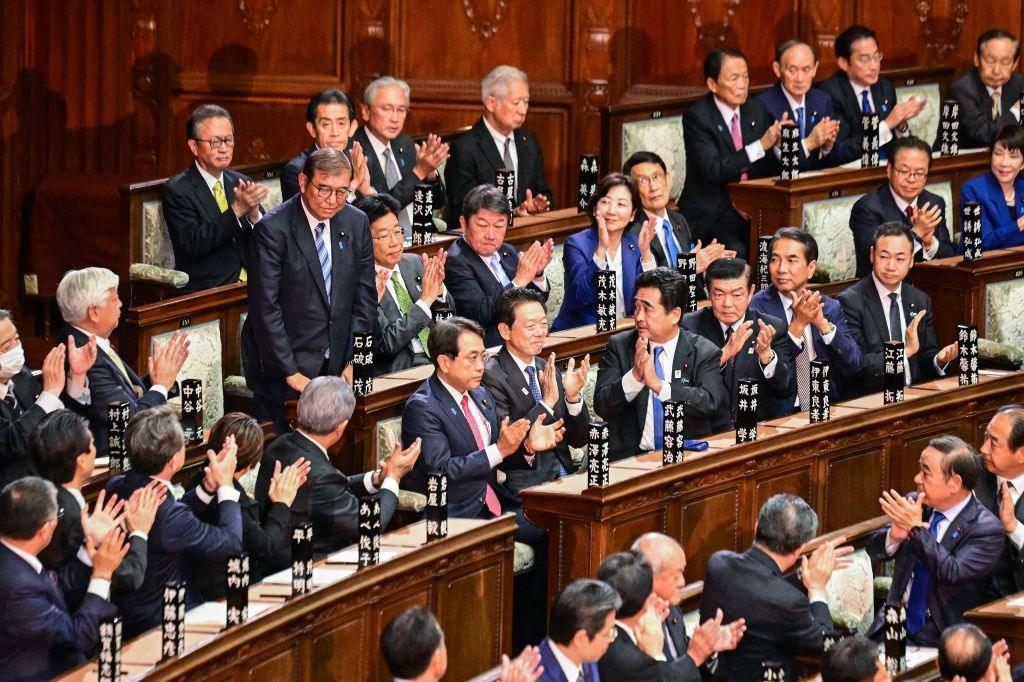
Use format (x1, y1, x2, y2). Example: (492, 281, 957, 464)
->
(0, 343, 25, 380)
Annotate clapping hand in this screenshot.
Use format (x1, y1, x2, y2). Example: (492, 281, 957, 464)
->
(81, 490, 126, 547)
(936, 340, 958, 366)
(203, 434, 238, 490)
(526, 414, 565, 452)
(67, 334, 98, 384)
(497, 417, 532, 458)
(903, 310, 927, 359)
(562, 354, 590, 404)
(375, 268, 390, 303)
(268, 458, 312, 507)
(540, 353, 559, 408)
(800, 537, 854, 594)
(637, 215, 657, 263)
(378, 438, 422, 484)
(498, 645, 543, 682)
(413, 134, 450, 180)
(40, 344, 67, 397)
(516, 189, 551, 216)
(692, 239, 735, 274)
(754, 319, 776, 365)
(720, 320, 754, 366)
(148, 330, 190, 388)
(86, 527, 129, 581)
(349, 142, 374, 196)
(911, 202, 943, 247)
(125, 481, 165, 535)
(880, 489, 925, 536)
(999, 480, 1019, 534)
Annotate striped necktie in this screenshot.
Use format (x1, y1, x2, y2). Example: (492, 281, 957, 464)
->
(314, 222, 332, 307)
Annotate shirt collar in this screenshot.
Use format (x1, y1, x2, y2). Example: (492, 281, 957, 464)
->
(888, 185, 918, 213)
(999, 471, 1024, 494)
(299, 197, 328, 232)
(65, 486, 86, 512)
(719, 317, 745, 338)
(508, 350, 537, 376)
(547, 639, 584, 682)
(437, 375, 469, 406)
(850, 79, 871, 98)
(0, 539, 42, 574)
(778, 289, 795, 313)
(375, 263, 398, 278)
(651, 331, 680, 359)
(781, 87, 806, 112)
(194, 160, 223, 188)
(150, 476, 177, 496)
(987, 84, 1002, 98)
(482, 115, 513, 148)
(0, 381, 9, 400)
(296, 430, 330, 459)
(614, 620, 638, 646)
(871, 272, 903, 300)
(363, 126, 391, 159)
(644, 207, 671, 222)
(934, 493, 972, 523)
(72, 324, 111, 347)
(712, 96, 739, 125)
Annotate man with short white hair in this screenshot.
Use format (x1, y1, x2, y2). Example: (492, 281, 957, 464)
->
(350, 76, 448, 237)
(56, 267, 189, 455)
(446, 65, 554, 219)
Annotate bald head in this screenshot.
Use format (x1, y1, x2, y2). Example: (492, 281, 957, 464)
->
(939, 624, 993, 682)
(632, 533, 687, 605)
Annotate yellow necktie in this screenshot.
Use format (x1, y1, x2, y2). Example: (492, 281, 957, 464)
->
(214, 180, 247, 281)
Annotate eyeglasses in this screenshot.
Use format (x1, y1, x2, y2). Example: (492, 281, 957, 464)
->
(852, 51, 884, 66)
(634, 173, 666, 186)
(314, 184, 352, 201)
(893, 167, 928, 181)
(196, 136, 236, 150)
(372, 229, 405, 242)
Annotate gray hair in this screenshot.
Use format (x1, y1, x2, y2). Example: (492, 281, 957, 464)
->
(56, 267, 119, 324)
(481, 65, 528, 104)
(755, 493, 819, 555)
(297, 376, 355, 435)
(125, 405, 187, 476)
(364, 76, 411, 108)
(0, 309, 11, 322)
(631, 532, 683, 575)
(302, 147, 352, 179)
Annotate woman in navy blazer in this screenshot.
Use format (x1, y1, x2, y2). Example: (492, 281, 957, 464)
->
(551, 173, 656, 331)
(960, 124, 1024, 252)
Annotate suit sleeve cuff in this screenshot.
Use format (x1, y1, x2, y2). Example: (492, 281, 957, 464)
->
(486, 444, 503, 468)
(566, 397, 584, 416)
(35, 391, 63, 414)
(921, 237, 940, 260)
(150, 384, 169, 398)
(129, 530, 148, 542)
(414, 300, 433, 318)
(195, 486, 214, 505)
(216, 485, 241, 503)
(1009, 521, 1024, 550)
(533, 276, 548, 292)
(640, 257, 657, 272)
(745, 140, 766, 163)
(380, 477, 400, 497)
(621, 371, 644, 401)
(820, 324, 837, 345)
(87, 578, 111, 601)
(760, 353, 778, 378)
(934, 356, 948, 376)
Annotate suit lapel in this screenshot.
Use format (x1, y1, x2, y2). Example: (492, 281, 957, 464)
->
(879, 185, 912, 226)
(189, 165, 224, 221)
(11, 369, 37, 408)
(706, 96, 736, 151)
(432, 376, 481, 452)
(358, 129, 388, 191)
(899, 288, 920, 328)
(860, 279, 891, 343)
(497, 348, 536, 415)
(671, 329, 693, 382)
(871, 82, 891, 116)
(499, 244, 518, 282)
(398, 255, 423, 301)
(470, 386, 498, 443)
(330, 215, 349, 313)
(472, 120, 506, 174)
(291, 200, 331, 307)
(939, 498, 978, 551)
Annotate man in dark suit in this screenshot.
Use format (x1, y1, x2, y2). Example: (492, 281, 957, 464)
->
(948, 30, 1024, 150)
(354, 194, 455, 374)
(0, 476, 128, 681)
(56, 267, 189, 456)
(258, 376, 419, 557)
(104, 406, 243, 637)
(701, 493, 852, 680)
(483, 288, 590, 492)
(0, 310, 94, 487)
(282, 89, 360, 202)
(821, 636, 890, 682)
(446, 65, 554, 220)
(838, 222, 958, 398)
(162, 104, 268, 292)
(938, 624, 1014, 682)
(242, 148, 377, 431)
(749, 228, 861, 412)
(758, 40, 843, 170)
(848, 136, 955, 277)
(595, 268, 726, 459)
(444, 184, 553, 347)
(678, 49, 784, 260)
(352, 76, 447, 237)
(975, 404, 1024, 601)
(820, 25, 925, 164)
(870, 435, 1004, 646)
(538, 579, 620, 682)
(683, 258, 797, 431)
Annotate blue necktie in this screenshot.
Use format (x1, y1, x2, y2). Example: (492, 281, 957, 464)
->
(796, 106, 806, 139)
(314, 222, 332, 308)
(861, 89, 872, 113)
(662, 219, 679, 267)
(524, 365, 542, 403)
(652, 346, 666, 450)
(906, 510, 945, 634)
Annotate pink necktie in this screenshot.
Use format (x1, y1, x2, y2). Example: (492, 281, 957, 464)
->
(461, 394, 502, 516)
(731, 114, 748, 181)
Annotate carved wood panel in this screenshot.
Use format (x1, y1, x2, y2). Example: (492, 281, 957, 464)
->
(821, 443, 886, 532)
(679, 484, 741, 581)
(245, 645, 297, 681)
(435, 561, 505, 682)
(310, 611, 371, 681)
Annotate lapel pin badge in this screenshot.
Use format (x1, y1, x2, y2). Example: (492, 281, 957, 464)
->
(521, 387, 530, 396)
(674, 369, 682, 379)
(450, 407, 458, 416)
(481, 399, 489, 408)
(628, 243, 635, 250)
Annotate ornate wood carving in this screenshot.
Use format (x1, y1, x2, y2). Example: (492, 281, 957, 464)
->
(915, 0, 970, 60)
(461, 0, 510, 42)
(128, 0, 158, 171)
(236, 0, 279, 38)
(687, 0, 742, 49)
(245, 136, 271, 162)
(351, 0, 389, 99)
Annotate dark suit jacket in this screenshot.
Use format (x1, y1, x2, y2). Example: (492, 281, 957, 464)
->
(62, 324, 169, 457)
(537, 637, 601, 682)
(594, 328, 726, 460)
(444, 236, 549, 347)
(598, 623, 688, 682)
(0, 544, 117, 682)
(162, 164, 258, 292)
(0, 369, 48, 487)
(104, 470, 243, 636)
(757, 83, 844, 169)
(401, 375, 512, 518)
(837, 276, 943, 397)
(259, 431, 397, 557)
(376, 253, 456, 375)
(241, 195, 376, 411)
(868, 494, 1004, 646)
(551, 227, 643, 332)
(961, 172, 1024, 251)
(749, 285, 862, 411)
(682, 307, 797, 431)
(701, 546, 832, 681)
(663, 604, 703, 680)
(625, 210, 704, 294)
(352, 127, 446, 211)
(482, 347, 590, 491)
(968, 465, 1024, 602)
(848, 183, 955, 278)
(678, 94, 776, 259)
(446, 117, 554, 219)
(281, 146, 312, 202)
(819, 70, 901, 164)
(947, 68, 1024, 150)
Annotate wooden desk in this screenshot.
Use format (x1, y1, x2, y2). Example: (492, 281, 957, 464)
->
(521, 371, 1024, 603)
(59, 517, 516, 682)
(967, 591, 1024, 663)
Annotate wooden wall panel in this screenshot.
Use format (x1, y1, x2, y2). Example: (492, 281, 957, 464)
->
(311, 614, 370, 681)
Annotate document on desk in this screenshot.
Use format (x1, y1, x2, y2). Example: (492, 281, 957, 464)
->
(326, 548, 400, 564)
(261, 566, 355, 587)
(184, 601, 270, 628)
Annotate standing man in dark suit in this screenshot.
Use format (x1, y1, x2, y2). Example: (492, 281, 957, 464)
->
(848, 136, 955, 277)
(948, 30, 1024, 150)
(162, 104, 268, 292)
(352, 76, 448, 237)
(758, 40, 842, 169)
(355, 194, 455, 374)
(281, 89, 363, 202)
(104, 406, 243, 636)
(750, 228, 861, 411)
(444, 184, 554, 347)
(820, 25, 925, 164)
(243, 148, 377, 431)
(870, 436, 1004, 646)
(594, 268, 727, 459)
(683, 258, 797, 431)
(258, 377, 420, 556)
(975, 404, 1024, 600)
(679, 48, 785, 260)
(483, 288, 590, 492)
(701, 494, 852, 680)
(537, 579, 620, 682)
(0, 476, 130, 681)
(837, 222, 958, 398)
(57, 267, 189, 456)
(446, 65, 554, 220)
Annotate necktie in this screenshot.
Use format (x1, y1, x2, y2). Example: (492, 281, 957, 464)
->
(888, 292, 903, 342)
(502, 138, 517, 201)
(796, 106, 806, 139)
(861, 89, 873, 113)
(652, 346, 666, 450)
(730, 114, 748, 181)
(907, 511, 945, 634)
(104, 346, 134, 385)
(460, 394, 502, 516)
(662, 219, 679, 267)
(489, 254, 511, 286)
(524, 365, 542, 404)
(723, 326, 737, 397)
(212, 181, 229, 212)
(905, 204, 914, 225)
(993, 91, 1001, 121)
(314, 222, 332, 309)
(663, 620, 679, 660)
(2, 390, 21, 418)
(794, 314, 813, 410)
(390, 271, 430, 355)
(383, 148, 412, 237)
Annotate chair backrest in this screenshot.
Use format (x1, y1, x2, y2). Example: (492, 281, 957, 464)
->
(895, 82, 942, 145)
(985, 278, 1024, 347)
(153, 319, 224, 427)
(621, 115, 686, 197)
(546, 243, 566, 324)
(376, 416, 403, 467)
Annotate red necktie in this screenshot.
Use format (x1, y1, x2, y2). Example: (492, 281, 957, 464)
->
(731, 114, 748, 182)
(460, 394, 502, 516)
(905, 205, 914, 223)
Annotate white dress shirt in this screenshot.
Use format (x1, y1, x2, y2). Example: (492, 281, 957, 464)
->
(780, 88, 816, 159)
(779, 290, 837, 349)
(364, 128, 414, 225)
(849, 80, 897, 145)
(482, 115, 518, 174)
(376, 263, 431, 355)
(72, 325, 167, 398)
(713, 97, 767, 164)
(871, 274, 947, 383)
(547, 639, 585, 681)
(436, 376, 503, 469)
(621, 333, 679, 452)
(293, 430, 400, 497)
(888, 187, 940, 260)
(644, 208, 684, 257)
(593, 241, 656, 317)
(999, 471, 1024, 549)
